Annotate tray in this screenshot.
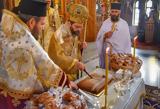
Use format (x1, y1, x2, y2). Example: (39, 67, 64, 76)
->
(77, 69, 113, 97)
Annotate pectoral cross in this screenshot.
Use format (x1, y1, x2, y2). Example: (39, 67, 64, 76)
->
(111, 23, 118, 32)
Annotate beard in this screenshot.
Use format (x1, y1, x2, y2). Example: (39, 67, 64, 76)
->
(0, 14, 2, 22)
(0, 11, 2, 22)
(70, 28, 80, 37)
(31, 25, 40, 40)
(71, 30, 80, 37)
(111, 15, 120, 22)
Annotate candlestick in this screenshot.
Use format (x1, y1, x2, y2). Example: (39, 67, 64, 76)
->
(83, 19, 88, 42)
(133, 36, 138, 58)
(102, 47, 110, 109)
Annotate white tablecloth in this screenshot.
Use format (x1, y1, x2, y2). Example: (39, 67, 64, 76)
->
(77, 68, 146, 109)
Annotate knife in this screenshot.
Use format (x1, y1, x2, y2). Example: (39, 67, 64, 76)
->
(83, 69, 93, 79)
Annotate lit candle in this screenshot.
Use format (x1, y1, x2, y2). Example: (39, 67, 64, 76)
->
(133, 36, 138, 58)
(104, 47, 110, 108)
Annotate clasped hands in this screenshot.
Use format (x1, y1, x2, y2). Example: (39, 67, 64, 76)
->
(103, 31, 113, 41)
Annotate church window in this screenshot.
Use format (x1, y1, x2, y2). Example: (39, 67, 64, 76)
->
(132, 1, 140, 26)
(145, 0, 153, 17)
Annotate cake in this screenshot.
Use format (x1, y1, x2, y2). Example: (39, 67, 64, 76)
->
(62, 91, 88, 109)
(77, 73, 111, 95)
(110, 53, 142, 73)
(63, 91, 79, 102)
(35, 92, 58, 109)
(34, 91, 88, 109)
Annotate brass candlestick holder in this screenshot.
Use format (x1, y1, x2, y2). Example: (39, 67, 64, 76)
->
(101, 47, 110, 109)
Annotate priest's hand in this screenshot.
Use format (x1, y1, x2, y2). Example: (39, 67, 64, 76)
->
(104, 31, 113, 40)
(68, 81, 79, 90)
(80, 42, 87, 49)
(76, 61, 85, 71)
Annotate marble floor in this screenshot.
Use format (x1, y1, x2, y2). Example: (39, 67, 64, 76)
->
(136, 49, 160, 88)
(82, 42, 160, 88)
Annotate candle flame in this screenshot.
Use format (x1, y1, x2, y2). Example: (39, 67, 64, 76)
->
(134, 36, 138, 42)
(106, 47, 110, 53)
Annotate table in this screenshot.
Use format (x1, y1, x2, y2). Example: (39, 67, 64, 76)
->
(77, 68, 146, 109)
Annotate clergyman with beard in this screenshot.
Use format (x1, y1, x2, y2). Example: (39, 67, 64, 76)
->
(0, 0, 75, 108)
(96, 2, 131, 69)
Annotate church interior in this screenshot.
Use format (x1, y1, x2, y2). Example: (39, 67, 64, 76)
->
(0, 0, 160, 109)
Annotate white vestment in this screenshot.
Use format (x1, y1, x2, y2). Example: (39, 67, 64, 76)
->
(96, 18, 131, 68)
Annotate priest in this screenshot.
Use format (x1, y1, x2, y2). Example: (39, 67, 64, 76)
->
(52, 4, 89, 80)
(39, 0, 61, 52)
(0, 0, 72, 108)
(48, 4, 89, 80)
(96, 2, 131, 69)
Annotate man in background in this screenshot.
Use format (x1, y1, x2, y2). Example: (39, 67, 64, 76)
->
(96, 2, 131, 68)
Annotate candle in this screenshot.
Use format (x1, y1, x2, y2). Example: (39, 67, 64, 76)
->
(133, 36, 138, 58)
(83, 20, 88, 42)
(104, 47, 110, 108)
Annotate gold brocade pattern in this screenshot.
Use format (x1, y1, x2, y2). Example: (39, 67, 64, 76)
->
(56, 24, 81, 80)
(0, 83, 33, 99)
(40, 7, 61, 52)
(0, 10, 65, 100)
(53, 5, 61, 29)
(61, 38, 74, 56)
(61, 36, 79, 59)
(57, 24, 81, 60)
(36, 59, 55, 88)
(48, 33, 78, 80)
(41, 8, 78, 81)
(1, 10, 29, 37)
(68, 4, 89, 24)
(40, 7, 55, 52)
(5, 48, 35, 80)
(1, 16, 26, 40)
